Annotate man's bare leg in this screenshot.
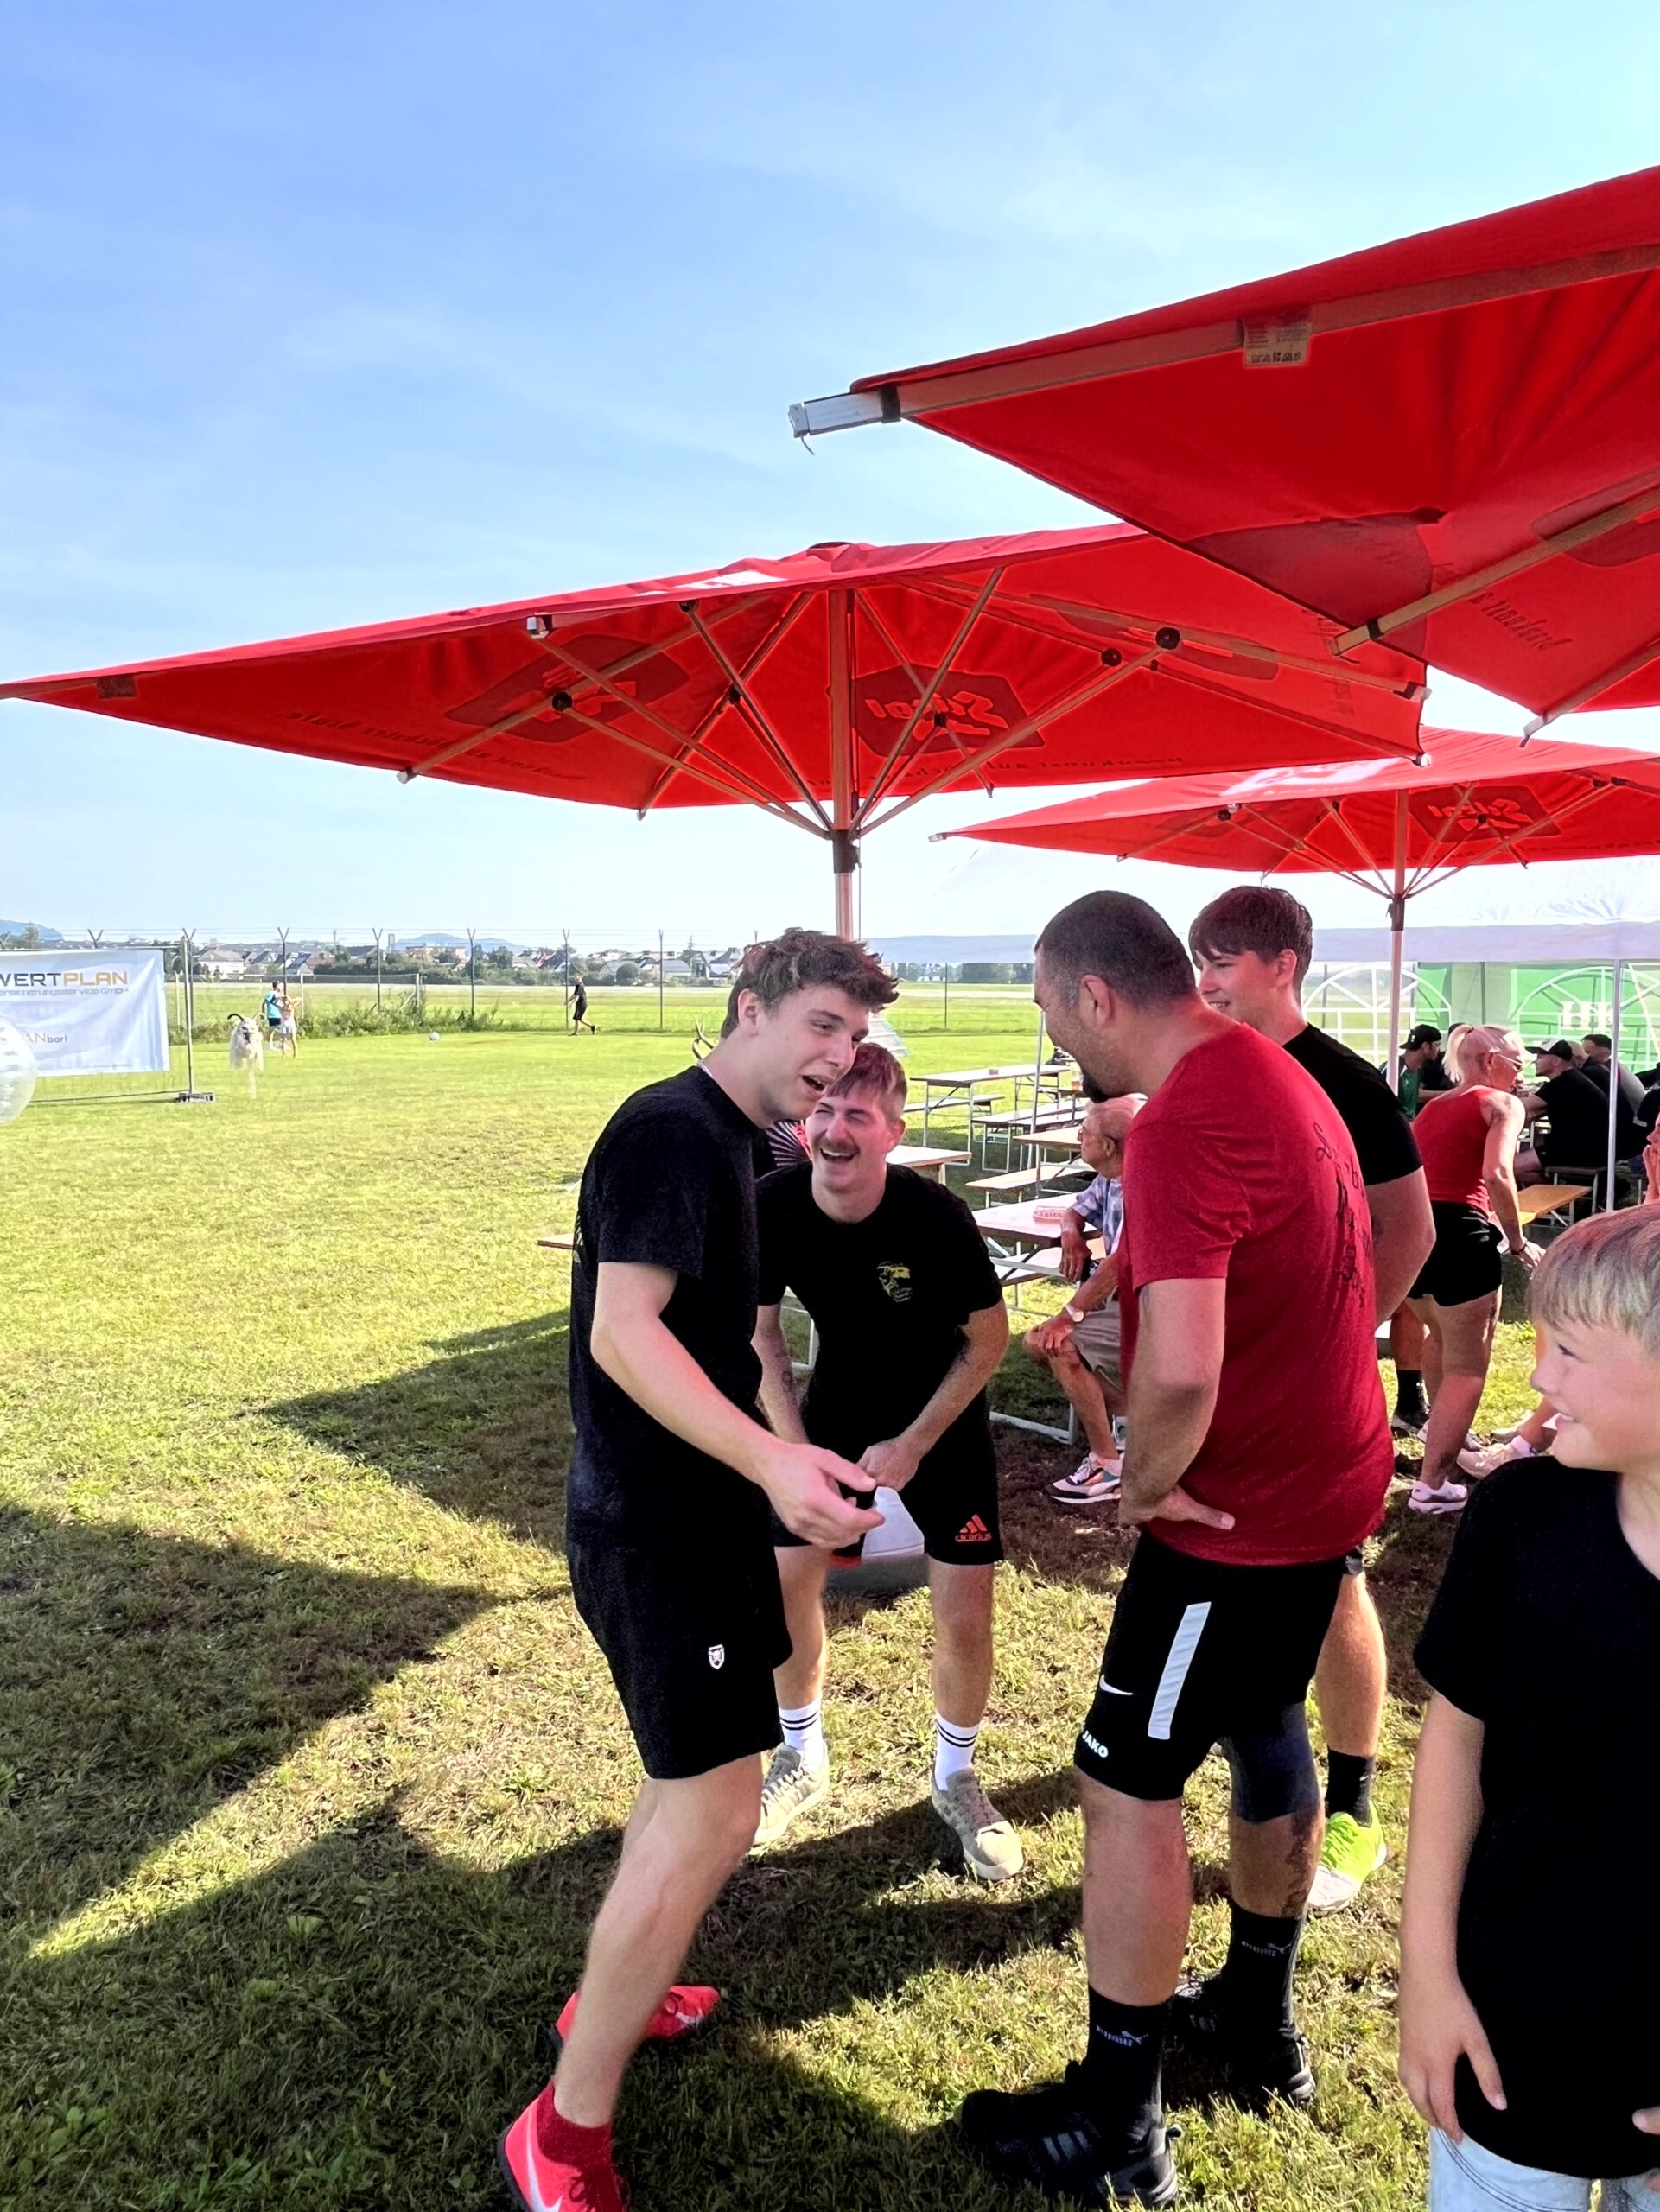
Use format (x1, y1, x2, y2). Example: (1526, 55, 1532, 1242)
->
(1314, 1574, 1386, 1759)
(1078, 1775, 1192, 2002)
(1026, 1335, 1118, 1460)
(553, 1755, 762, 2126)
(930, 1560, 995, 1730)
(772, 1545, 832, 1714)
(1229, 1805, 1325, 1919)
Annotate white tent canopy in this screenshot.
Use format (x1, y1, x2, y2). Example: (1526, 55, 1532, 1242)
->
(1314, 920, 1660, 964)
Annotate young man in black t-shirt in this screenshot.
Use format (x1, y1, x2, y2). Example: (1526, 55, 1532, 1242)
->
(1401, 1206, 1660, 2203)
(1189, 887, 1434, 1912)
(499, 930, 897, 2212)
(751, 1044, 1017, 1879)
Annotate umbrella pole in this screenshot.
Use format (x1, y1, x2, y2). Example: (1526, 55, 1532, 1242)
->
(829, 588, 858, 938)
(1386, 792, 1408, 1091)
(1606, 957, 1625, 1212)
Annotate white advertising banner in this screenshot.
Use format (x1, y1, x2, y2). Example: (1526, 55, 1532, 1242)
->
(0, 949, 170, 1077)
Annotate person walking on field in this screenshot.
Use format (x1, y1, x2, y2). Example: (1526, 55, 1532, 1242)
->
(1406, 1027, 1539, 1518)
(1022, 1094, 1145, 1505)
(1187, 886, 1434, 1912)
(959, 891, 1394, 2209)
(751, 1042, 1019, 1880)
(499, 928, 899, 2212)
(570, 973, 597, 1032)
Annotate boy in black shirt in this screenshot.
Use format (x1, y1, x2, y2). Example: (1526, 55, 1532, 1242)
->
(500, 930, 897, 2212)
(751, 1045, 1018, 1880)
(1190, 886, 1434, 1911)
(1401, 1205, 1660, 2205)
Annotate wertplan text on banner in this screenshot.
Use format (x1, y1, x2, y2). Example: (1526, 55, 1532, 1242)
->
(0, 950, 169, 1077)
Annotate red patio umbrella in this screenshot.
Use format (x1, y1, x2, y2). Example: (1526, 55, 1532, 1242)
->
(793, 167, 1660, 735)
(935, 727, 1660, 1197)
(0, 525, 1423, 934)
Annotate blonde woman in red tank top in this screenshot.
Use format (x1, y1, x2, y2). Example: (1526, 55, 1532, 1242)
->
(1405, 1028, 1537, 1514)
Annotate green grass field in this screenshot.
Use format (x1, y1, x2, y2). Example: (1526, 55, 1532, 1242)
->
(1, 994, 1539, 2211)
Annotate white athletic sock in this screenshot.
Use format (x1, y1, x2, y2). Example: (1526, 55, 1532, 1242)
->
(934, 1714, 981, 1789)
(779, 1700, 826, 1770)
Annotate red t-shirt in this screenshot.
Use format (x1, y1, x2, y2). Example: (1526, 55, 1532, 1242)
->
(1118, 1023, 1394, 1567)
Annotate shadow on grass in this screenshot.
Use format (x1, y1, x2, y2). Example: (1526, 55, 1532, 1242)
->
(267, 1310, 574, 1552)
(4, 1780, 1080, 2211)
(0, 1503, 496, 1935)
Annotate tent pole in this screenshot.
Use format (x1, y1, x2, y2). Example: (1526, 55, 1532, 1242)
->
(829, 588, 858, 937)
(1386, 792, 1408, 1090)
(1606, 957, 1625, 1212)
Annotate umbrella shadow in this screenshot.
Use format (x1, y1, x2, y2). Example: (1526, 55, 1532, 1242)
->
(0, 1502, 495, 1936)
(265, 1309, 574, 1552)
(5, 1781, 1079, 2210)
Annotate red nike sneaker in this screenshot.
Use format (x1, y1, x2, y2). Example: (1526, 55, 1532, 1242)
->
(549, 1982, 718, 2058)
(498, 2086, 625, 2212)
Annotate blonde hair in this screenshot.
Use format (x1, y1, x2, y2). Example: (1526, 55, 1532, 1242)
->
(1453, 1024, 1522, 1085)
(1531, 1209, 1660, 1363)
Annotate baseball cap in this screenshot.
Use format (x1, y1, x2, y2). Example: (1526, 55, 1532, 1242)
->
(1404, 1024, 1441, 1049)
(1534, 1039, 1576, 1062)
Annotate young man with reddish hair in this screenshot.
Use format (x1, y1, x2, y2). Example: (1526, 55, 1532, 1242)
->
(499, 929, 898, 2212)
(961, 891, 1394, 2208)
(1187, 884, 1434, 1911)
(751, 1042, 1017, 1879)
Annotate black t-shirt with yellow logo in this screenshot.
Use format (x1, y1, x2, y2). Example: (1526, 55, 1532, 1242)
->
(757, 1163, 1002, 1464)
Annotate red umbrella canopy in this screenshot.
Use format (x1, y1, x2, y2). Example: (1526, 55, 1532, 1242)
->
(798, 168, 1660, 734)
(1, 526, 1424, 829)
(934, 728, 1660, 893)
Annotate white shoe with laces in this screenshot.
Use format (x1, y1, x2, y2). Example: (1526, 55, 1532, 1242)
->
(1048, 1454, 1121, 1505)
(1457, 1438, 1535, 1478)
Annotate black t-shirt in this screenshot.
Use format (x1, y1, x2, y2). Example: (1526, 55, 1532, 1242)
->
(1638, 1082, 1660, 1141)
(757, 1164, 1003, 1463)
(1415, 1462, 1660, 2177)
(1287, 1024, 1422, 1186)
(1536, 1067, 1609, 1167)
(566, 1065, 766, 1549)
(1582, 1058, 1645, 1154)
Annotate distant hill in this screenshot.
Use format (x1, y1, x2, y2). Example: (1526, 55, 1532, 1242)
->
(405, 931, 525, 952)
(0, 920, 63, 944)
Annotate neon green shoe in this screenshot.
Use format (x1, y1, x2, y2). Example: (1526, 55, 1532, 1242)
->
(1308, 1808, 1387, 1912)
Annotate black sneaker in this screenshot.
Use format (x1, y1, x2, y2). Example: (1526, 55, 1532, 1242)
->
(1390, 1407, 1428, 1439)
(957, 2063, 1178, 2206)
(1167, 1977, 1315, 2109)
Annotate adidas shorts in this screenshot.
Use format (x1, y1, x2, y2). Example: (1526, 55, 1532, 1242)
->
(770, 1416, 1002, 1567)
(1073, 1533, 1346, 1802)
(568, 1533, 790, 1782)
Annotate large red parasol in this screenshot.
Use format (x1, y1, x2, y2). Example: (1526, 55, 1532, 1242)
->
(0, 524, 1422, 932)
(935, 727, 1660, 1189)
(793, 168, 1660, 734)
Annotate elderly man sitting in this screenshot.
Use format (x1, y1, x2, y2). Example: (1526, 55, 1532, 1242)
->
(1022, 1094, 1144, 1504)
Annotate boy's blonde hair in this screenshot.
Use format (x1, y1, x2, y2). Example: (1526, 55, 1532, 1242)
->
(1531, 1209, 1660, 1363)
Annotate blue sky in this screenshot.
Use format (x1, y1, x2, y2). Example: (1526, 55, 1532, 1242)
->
(8, 0, 1660, 949)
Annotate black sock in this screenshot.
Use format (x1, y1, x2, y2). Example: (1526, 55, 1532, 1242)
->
(1081, 1987, 1168, 2142)
(1394, 1368, 1427, 1415)
(1326, 1751, 1376, 1826)
(1215, 1903, 1303, 2035)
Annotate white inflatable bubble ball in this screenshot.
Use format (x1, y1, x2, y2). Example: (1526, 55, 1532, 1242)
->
(0, 1016, 37, 1125)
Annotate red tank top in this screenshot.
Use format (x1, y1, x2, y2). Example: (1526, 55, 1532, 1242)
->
(1415, 1085, 1497, 1211)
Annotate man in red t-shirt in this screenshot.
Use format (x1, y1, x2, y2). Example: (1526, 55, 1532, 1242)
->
(961, 892, 1393, 2209)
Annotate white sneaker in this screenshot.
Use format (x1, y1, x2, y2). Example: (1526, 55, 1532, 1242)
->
(1048, 1454, 1121, 1505)
(1409, 1478, 1468, 1516)
(1457, 1439, 1533, 1478)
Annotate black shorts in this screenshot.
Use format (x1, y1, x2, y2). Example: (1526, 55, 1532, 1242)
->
(1410, 1201, 1503, 1306)
(567, 1534, 790, 1782)
(1074, 1534, 1346, 1801)
(770, 1429, 1002, 1567)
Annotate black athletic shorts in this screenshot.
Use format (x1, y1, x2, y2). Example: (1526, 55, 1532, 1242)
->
(567, 1533, 791, 1782)
(769, 1429, 1002, 1567)
(1409, 1200, 1503, 1306)
(1074, 1533, 1346, 1801)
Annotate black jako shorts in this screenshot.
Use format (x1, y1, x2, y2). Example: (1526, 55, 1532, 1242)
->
(567, 1533, 791, 1782)
(769, 1431, 1002, 1567)
(1410, 1201, 1504, 1306)
(1073, 1533, 1346, 1801)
